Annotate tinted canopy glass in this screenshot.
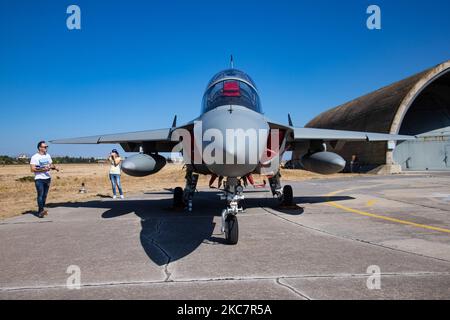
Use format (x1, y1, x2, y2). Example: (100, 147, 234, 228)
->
(202, 69, 261, 113)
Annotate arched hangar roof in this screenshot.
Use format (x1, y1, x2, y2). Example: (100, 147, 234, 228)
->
(306, 60, 450, 135)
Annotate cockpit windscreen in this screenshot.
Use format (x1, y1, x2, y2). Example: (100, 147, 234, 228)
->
(201, 69, 262, 113)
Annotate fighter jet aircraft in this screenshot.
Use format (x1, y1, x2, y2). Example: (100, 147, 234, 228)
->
(51, 65, 415, 244)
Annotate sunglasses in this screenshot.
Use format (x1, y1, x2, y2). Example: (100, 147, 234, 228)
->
(40, 145, 48, 149)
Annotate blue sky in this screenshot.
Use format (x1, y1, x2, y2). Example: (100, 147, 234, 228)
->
(1, 0, 449, 157)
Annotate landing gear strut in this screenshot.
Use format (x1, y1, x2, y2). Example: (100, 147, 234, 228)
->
(221, 177, 243, 245)
(268, 172, 293, 207)
(173, 169, 199, 211)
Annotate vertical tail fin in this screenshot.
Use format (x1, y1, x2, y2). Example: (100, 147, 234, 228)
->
(288, 113, 293, 126)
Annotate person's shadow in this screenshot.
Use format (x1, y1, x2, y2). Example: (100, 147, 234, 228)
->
(45, 190, 353, 266)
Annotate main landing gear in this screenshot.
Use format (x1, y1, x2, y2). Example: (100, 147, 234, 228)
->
(173, 169, 199, 211)
(268, 172, 294, 207)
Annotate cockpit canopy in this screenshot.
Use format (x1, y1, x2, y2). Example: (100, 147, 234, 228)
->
(201, 69, 262, 114)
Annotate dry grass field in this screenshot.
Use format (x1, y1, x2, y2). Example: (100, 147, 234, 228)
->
(0, 163, 359, 219)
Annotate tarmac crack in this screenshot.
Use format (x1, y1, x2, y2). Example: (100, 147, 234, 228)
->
(141, 219, 173, 282)
(2, 271, 450, 293)
(0, 220, 53, 226)
(261, 206, 450, 264)
(275, 278, 311, 300)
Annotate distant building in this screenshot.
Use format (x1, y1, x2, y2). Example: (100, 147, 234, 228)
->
(16, 154, 29, 161)
(306, 60, 450, 172)
(95, 157, 107, 164)
(167, 153, 184, 164)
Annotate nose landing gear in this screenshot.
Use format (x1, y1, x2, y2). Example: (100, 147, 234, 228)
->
(221, 177, 243, 245)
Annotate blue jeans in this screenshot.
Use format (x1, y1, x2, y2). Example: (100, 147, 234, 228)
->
(109, 174, 123, 196)
(35, 178, 51, 212)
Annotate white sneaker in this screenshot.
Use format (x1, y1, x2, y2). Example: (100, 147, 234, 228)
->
(113, 195, 117, 199)
(120, 195, 124, 199)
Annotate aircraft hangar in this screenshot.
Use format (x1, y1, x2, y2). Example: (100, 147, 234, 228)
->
(306, 60, 450, 172)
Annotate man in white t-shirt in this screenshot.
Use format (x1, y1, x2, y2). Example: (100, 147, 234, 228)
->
(30, 141, 59, 218)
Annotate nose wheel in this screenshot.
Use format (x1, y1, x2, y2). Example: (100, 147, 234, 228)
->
(224, 215, 239, 244)
(221, 177, 243, 245)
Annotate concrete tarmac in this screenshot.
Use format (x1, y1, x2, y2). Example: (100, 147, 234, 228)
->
(1, 173, 450, 299)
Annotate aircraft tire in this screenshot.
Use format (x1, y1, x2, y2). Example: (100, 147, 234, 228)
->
(282, 185, 293, 206)
(225, 215, 239, 245)
(173, 187, 184, 208)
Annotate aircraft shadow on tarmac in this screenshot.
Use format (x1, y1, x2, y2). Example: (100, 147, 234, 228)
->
(46, 191, 353, 266)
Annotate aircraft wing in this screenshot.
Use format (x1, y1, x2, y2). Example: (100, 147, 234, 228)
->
(292, 127, 416, 142)
(50, 128, 178, 152)
(50, 128, 171, 144)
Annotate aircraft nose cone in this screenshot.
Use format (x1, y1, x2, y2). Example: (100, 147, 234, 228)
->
(199, 106, 269, 177)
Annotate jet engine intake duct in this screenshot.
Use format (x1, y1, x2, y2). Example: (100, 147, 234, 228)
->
(301, 151, 346, 175)
(121, 153, 166, 177)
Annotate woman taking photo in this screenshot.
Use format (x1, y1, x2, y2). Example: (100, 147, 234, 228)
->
(108, 149, 124, 199)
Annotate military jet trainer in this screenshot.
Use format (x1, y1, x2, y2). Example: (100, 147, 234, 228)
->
(51, 64, 415, 244)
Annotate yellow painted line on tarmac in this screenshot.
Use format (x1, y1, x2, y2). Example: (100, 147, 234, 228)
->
(366, 199, 377, 207)
(324, 189, 450, 234)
